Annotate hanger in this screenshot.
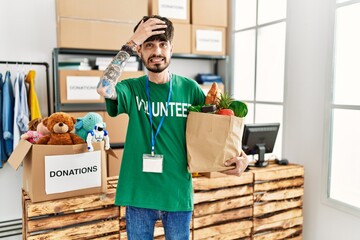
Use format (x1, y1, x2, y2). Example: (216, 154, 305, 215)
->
(22, 62, 27, 75)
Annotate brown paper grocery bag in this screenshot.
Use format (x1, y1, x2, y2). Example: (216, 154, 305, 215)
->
(186, 112, 244, 173)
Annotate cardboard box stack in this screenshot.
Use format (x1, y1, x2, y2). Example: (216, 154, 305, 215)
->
(57, 0, 228, 54)
(191, 0, 228, 55)
(148, 0, 228, 55)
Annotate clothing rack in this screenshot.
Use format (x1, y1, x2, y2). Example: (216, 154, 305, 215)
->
(0, 60, 51, 116)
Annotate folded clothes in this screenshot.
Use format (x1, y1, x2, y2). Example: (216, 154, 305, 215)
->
(195, 73, 223, 84)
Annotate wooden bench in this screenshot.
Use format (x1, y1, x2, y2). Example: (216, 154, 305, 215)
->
(22, 164, 304, 240)
(22, 176, 120, 240)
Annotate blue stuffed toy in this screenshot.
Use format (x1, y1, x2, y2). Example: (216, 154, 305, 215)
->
(74, 112, 104, 141)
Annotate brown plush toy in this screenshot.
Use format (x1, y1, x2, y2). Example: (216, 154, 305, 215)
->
(36, 112, 85, 145)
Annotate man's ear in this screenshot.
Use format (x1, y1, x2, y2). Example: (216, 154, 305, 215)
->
(136, 45, 141, 57)
(170, 42, 174, 56)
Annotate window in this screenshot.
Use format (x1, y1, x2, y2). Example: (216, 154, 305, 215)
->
(328, 0, 360, 211)
(232, 0, 287, 159)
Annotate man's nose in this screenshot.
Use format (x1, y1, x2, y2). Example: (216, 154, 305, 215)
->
(154, 45, 162, 54)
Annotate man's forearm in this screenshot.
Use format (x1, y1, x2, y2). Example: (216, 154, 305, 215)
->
(96, 49, 131, 100)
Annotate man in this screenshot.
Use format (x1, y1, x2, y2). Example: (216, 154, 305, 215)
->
(97, 15, 249, 240)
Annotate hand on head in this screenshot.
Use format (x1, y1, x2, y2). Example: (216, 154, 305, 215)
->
(130, 18, 167, 47)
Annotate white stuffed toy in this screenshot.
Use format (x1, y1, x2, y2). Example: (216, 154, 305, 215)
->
(86, 122, 110, 151)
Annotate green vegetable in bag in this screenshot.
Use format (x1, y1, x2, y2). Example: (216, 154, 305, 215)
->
(229, 100, 248, 117)
(188, 105, 202, 112)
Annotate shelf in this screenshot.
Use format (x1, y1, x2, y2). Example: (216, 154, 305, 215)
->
(173, 53, 228, 60)
(54, 48, 228, 60)
(54, 48, 118, 56)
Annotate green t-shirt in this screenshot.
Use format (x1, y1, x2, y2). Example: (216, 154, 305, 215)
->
(105, 74, 205, 211)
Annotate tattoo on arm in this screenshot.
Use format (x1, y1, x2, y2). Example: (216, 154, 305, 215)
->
(97, 51, 131, 99)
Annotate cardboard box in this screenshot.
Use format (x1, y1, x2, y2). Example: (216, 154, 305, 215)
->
(56, 0, 148, 50)
(191, 0, 228, 27)
(119, 71, 145, 81)
(57, 18, 135, 50)
(59, 70, 105, 104)
(104, 113, 129, 144)
(173, 23, 191, 54)
(149, 0, 190, 23)
(59, 70, 144, 103)
(8, 140, 107, 202)
(192, 25, 226, 56)
(56, 0, 147, 23)
(107, 148, 123, 177)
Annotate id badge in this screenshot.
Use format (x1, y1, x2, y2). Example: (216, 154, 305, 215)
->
(143, 154, 163, 173)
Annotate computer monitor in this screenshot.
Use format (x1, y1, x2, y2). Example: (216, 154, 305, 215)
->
(242, 123, 280, 167)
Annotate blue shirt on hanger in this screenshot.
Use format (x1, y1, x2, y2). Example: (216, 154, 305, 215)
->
(2, 71, 15, 160)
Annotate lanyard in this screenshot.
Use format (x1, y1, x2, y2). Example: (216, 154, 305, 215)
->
(146, 73, 173, 156)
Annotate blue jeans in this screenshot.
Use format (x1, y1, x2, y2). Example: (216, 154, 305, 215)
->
(126, 206, 192, 240)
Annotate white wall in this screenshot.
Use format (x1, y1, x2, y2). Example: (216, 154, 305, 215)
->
(284, 0, 360, 239)
(1, 0, 360, 239)
(0, 0, 56, 226)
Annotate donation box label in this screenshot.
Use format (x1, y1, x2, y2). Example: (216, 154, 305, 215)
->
(45, 151, 101, 194)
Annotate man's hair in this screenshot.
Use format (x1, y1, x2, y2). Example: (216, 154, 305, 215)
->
(134, 15, 174, 43)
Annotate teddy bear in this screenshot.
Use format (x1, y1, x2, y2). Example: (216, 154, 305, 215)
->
(36, 112, 85, 145)
(75, 112, 104, 141)
(21, 117, 50, 143)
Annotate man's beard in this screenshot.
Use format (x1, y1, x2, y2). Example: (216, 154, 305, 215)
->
(142, 54, 170, 73)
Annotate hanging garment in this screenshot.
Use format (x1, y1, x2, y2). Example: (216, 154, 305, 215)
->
(25, 70, 42, 120)
(18, 72, 30, 132)
(13, 72, 21, 148)
(0, 73, 6, 167)
(2, 71, 15, 160)
(13, 72, 29, 148)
